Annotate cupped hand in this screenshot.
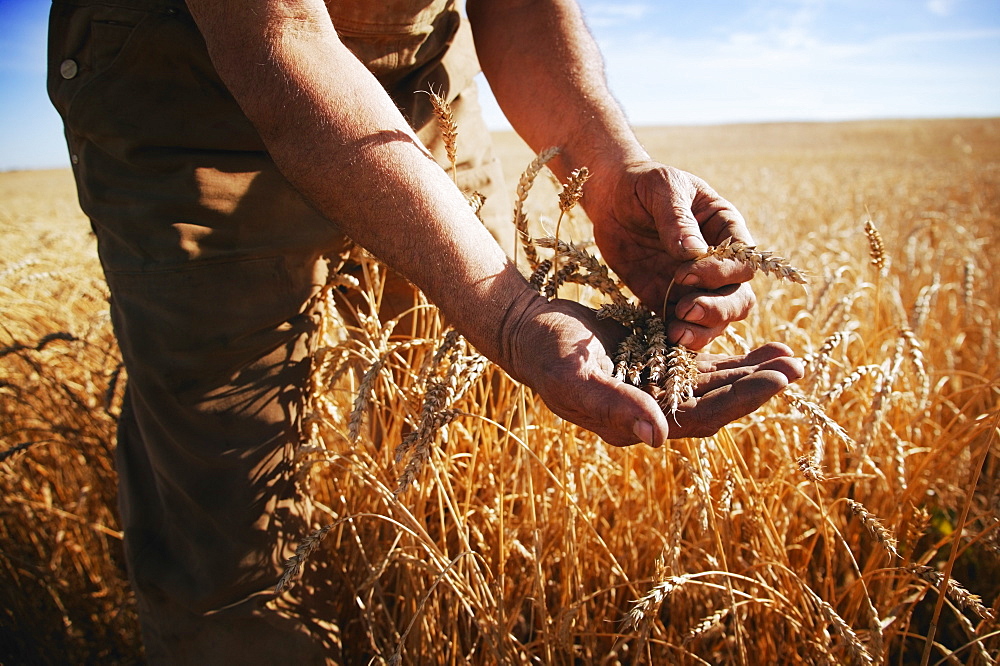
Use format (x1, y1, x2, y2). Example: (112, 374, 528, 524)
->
(503, 295, 804, 447)
(587, 161, 758, 349)
(660, 342, 805, 439)
(503, 297, 670, 447)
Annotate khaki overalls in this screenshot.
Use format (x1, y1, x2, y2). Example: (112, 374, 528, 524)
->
(47, 1, 510, 661)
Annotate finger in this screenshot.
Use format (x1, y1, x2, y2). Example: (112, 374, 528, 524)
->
(692, 190, 756, 248)
(673, 284, 756, 331)
(675, 254, 757, 290)
(666, 320, 726, 351)
(670, 369, 794, 439)
(571, 376, 671, 448)
(698, 342, 799, 372)
(694, 355, 805, 395)
(647, 168, 710, 261)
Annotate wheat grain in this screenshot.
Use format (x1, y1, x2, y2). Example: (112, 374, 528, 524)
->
(641, 316, 670, 385)
(697, 236, 808, 284)
(625, 573, 692, 635)
(348, 355, 388, 443)
(393, 336, 487, 494)
(962, 256, 976, 320)
(535, 236, 629, 305)
(858, 337, 905, 453)
(806, 331, 851, 392)
(910, 277, 939, 333)
(822, 365, 883, 403)
(550, 167, 591, 298)
(427, 88, 458, 180)
(527, 258, 553, 292)
(656, 344, 698, 417)
(465, 191, 486, 221)
(557, 167, 590, 213)
(797, 422, 826, 481)
(612, 330, 646, 383)
(907, 565, 997, 624)
(807, 589, 874, 665)
(846, 499, 901, 559)
(513, 146, 560, 271)
(596, 301, 650, 327)
(783, 389, 856, 450)
(684, 607, 729, 645)
(542, 259, 580, 300)
(275, 523, 334, 594)
(864, 218, 887, 275)
(667, 486, 693, 571)
(899, 326, 930, 409)
(903, 506, 932, 553)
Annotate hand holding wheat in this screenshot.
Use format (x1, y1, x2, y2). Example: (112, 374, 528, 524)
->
(500, 297, 804, 447)
(583, 162, 759, 349)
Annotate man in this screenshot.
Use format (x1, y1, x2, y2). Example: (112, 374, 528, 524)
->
(48, 0, 803, 661)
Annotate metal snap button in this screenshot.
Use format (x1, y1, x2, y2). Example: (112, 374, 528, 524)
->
(60, 59, 79, 80)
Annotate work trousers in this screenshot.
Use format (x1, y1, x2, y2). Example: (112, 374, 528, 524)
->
(47, 0, 510, 661)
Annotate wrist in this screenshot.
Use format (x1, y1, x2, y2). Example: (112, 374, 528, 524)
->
(493, 279, 549, 385)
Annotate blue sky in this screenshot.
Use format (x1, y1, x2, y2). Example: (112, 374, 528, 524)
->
(1, 0, 998, 171)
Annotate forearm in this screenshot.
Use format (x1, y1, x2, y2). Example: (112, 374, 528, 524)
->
(468, 0, 648, 184)
(185, 0, 539, 368)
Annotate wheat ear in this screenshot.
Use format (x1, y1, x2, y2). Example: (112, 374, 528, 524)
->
(698, 236, 809, 284)
(426, 88, 458, 181)
(512, 146, 560, 270)
(864, 218, 887, 275)
(551, 167, 590, 298)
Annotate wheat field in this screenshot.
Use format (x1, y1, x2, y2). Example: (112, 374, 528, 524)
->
(2, 118, 998, 664)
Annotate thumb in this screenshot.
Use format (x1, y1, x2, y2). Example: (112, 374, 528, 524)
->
(656, 169, 710, 261)
(588, 376, 671, 448)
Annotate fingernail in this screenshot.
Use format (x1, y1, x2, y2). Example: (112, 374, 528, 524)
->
(678, 329, 695, 346)
(681, 273, 700, 286)
(681, 235, 708, 253)
(684, 304, 706, 322)
(633, 419, 654, 447)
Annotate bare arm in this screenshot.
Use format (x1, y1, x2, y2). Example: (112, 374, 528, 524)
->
(184, 0, 678, 446)
(186, 0, 528, 362)
(468, 0, 645, 186)
(468, 0, 759, 349)
(183, 0, 801, 447)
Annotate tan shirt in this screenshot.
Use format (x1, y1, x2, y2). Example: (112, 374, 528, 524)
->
(326, 0, 481, 130)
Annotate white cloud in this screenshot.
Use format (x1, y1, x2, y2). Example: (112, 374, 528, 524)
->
(927, 0, 958, 17)
(584, 16, 1000, 126)
(580, 3, 652, 28)
(478, 0, 1000, 126)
